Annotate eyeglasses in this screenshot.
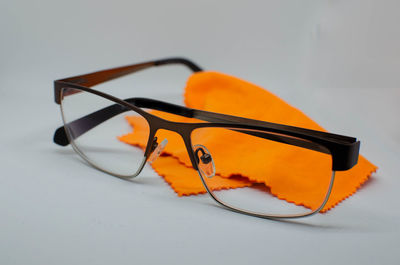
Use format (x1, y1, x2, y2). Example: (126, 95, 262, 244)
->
(53, 57, 360, 219)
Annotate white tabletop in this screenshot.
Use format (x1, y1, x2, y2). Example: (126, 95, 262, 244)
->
(1, 1, 399, 264)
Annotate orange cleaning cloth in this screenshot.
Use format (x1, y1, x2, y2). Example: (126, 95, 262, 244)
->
(119, 72, 377, 211)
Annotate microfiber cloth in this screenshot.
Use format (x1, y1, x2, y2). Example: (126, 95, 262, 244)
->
(119, 71, 377, 212)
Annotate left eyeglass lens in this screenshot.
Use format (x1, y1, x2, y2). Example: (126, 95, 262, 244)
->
(190, 126, 333, 217)
(60, 87, 150, 177)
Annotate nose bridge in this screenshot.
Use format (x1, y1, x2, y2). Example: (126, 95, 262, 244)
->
(160, 118, 191, 134)
(149, 118, 199, 170)
(151, 115, 192, 138)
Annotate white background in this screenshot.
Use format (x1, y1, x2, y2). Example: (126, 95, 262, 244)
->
(1, 0, 399, 264)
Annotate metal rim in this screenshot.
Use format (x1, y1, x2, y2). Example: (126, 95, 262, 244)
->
(196, 170, 336, 219)
(59, 90, 148, 180)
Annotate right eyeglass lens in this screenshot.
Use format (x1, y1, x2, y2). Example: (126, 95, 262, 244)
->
(60, 87, 150, 178)
(191, 127, 333, 217)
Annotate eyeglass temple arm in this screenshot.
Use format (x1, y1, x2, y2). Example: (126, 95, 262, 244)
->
(53, 97, 194, 147)
(54, 57, 202, 104)
(53, 98, 327, 154)
(54, 97, 359, 171)
(192, 108, 360, 171)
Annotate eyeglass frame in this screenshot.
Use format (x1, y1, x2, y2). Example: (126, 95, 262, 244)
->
(53, 57, 360, 219)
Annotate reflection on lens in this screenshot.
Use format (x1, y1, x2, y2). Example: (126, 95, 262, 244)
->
(61, 87, 149, 177)
(191, 127, 333, 217)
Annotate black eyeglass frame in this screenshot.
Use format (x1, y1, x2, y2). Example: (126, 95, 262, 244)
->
(53, 57, 361, 218)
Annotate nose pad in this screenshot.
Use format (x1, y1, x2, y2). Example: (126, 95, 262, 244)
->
(193, 144, 215, 178)
(148, 137, 168, 163)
